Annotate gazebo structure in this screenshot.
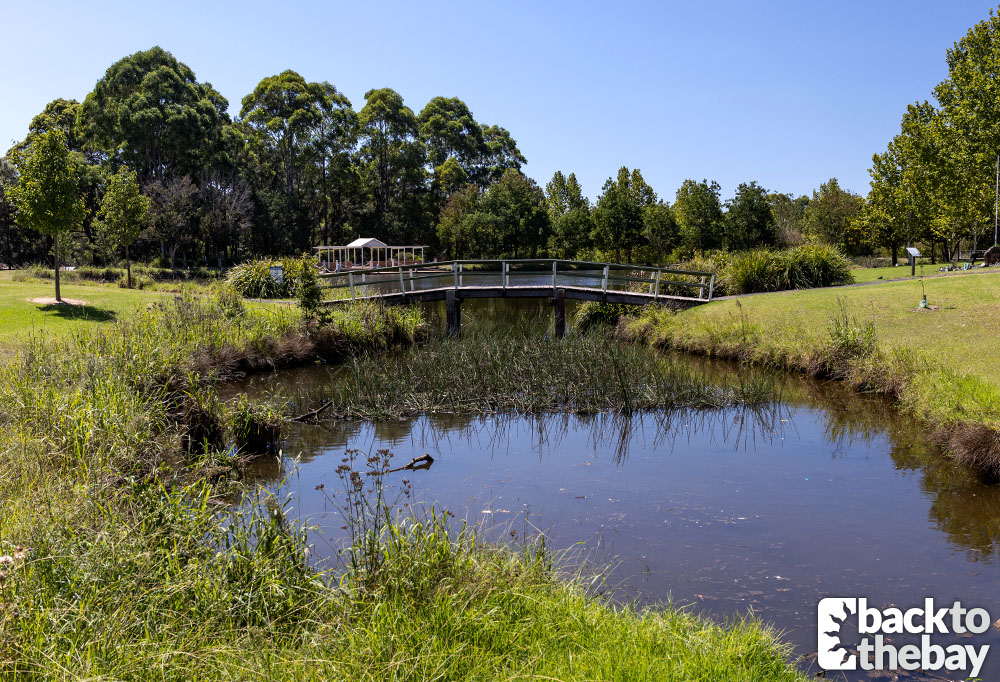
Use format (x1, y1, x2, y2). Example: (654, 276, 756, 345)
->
(314, 238, 428, 271)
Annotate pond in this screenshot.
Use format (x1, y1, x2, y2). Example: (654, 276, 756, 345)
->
(228, 329, 1000, 681)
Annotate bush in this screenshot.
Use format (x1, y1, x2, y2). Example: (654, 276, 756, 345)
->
(672, 245, 853, 296)
(226, 257, 320, 299)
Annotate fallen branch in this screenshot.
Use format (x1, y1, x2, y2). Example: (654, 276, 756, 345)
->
(288, 399, 334, 422)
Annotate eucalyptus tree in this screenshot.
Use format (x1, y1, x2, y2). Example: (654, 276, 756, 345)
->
(95, 167, 149, 287)
(478, 125, 526, 186)
(240, 70, 355, 253)
(674, 179, 723, 256)
(79, 46, 230, 184)
(545, 171, 592, 258)
(357, 88, 427, 241)
(418, 97, 485, 174)
(8, 131, 87, 301)
(724, 181, 776, 250)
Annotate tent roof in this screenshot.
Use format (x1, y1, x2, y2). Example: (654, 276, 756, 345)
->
(345, 237, 388, 248)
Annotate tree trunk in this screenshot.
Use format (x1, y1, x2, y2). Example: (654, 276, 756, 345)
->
(891, 242, 898, 267)
(54, 232, 61, 302)
(126, 244, 132, 289)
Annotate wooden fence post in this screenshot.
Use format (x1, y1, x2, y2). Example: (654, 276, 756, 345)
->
(554, 288, 566, 338)
(446, 289, 461, 336)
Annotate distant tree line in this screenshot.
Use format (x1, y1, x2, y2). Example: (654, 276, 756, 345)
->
(0, 46, 863, 270)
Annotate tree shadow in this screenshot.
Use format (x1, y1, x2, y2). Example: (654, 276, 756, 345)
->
(37, 303, 117, 323)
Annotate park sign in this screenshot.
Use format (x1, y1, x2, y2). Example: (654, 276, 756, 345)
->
(269, 265, 283, 284)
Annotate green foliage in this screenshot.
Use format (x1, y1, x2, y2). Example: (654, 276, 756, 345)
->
(8, 130, 86, 239)
(720, 245, 854, 295)
(724, 181, 776, 250)
(593, 166, 657, 262)
(296, 257, 322, 313)
(437, 171, 549, 259)
(675, 178, 723, 255)
(802, 178, 864, 254)
(314, 325, 776, 419)
(79, 46, 231, 183)
(95, 167, 150, 287)
(575, 301, 644, 331)
(545, 171, 593, 258)
(225, 256, 319, 299)
(8, 129, 87, 299)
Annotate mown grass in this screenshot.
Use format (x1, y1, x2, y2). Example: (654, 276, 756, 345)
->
(850, 263, 988, 283)
(617, 269, 1000, 475)
(0, 296, 806, 681)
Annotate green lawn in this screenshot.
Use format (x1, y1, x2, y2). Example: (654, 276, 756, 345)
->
(849, 263, 984, 283)
(0, 277, 173, 347)
(718, 268, 1000, 383)
(0, 274, 291, 349)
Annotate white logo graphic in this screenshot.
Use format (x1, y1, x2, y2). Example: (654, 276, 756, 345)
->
(817, 598, 990, 678)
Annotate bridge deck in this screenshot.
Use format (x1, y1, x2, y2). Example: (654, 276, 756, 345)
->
(324, 284, 706, 307)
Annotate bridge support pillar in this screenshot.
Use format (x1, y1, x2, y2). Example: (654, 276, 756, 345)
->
(446, 290, 461, 336)
(553, 288, 566, 338)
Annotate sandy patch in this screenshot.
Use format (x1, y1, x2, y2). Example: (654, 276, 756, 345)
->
(30, 297, 89, 306)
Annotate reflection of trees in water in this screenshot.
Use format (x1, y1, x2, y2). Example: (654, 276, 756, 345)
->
(768, 374, 1000, 563)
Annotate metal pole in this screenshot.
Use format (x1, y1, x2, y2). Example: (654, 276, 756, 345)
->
(994, 153, 998, 246)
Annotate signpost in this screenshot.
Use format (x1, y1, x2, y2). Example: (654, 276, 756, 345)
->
(906, 246, 921, 277)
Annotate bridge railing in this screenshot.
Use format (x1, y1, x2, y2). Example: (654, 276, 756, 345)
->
(317, 259, 715, 303)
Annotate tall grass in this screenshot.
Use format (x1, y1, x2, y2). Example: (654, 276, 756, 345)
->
(670, 245, 854, 296)
(306, 325, 776, 420)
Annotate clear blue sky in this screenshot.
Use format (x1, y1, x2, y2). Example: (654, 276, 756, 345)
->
(1, 0, 996, 202)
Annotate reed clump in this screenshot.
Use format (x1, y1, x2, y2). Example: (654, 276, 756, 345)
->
(309, 325, 776, 420)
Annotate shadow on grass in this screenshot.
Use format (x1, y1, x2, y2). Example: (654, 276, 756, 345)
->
(37, 303, 117, 323)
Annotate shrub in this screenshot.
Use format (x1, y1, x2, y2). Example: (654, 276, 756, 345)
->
(673, 245, 853, 296)
(575, 302, 643, 331)
(226, 257, 319, 299)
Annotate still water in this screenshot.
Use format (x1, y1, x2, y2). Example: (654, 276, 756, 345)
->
(230, 344, 1000, 680)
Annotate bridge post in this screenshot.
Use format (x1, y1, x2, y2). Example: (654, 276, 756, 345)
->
(551, 260, 557, 294)
(602, 266, 609, 293)
(348, 272, 355, 300)
(653, 269, 661, 300)
(553, 288, 566, 338)
(446, 289, 461, 336)
(398, 266, 405, 299)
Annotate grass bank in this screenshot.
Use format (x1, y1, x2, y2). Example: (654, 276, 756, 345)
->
(0, 296, 806, 680)
(615, 270, 1000, 476)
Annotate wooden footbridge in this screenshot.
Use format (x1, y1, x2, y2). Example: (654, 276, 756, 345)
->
(319, 259, 715, 336)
